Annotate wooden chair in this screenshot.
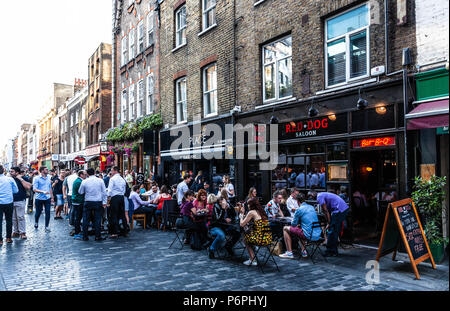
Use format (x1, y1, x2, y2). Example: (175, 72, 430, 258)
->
(131, 214, 146, 230)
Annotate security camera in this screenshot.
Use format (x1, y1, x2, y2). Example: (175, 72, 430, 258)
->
(230, 106, 241, 114)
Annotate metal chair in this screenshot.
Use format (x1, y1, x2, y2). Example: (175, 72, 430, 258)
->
(247, 225, 280, 273)
(164, 200, 186, 250)
(298, 221, 328, 264)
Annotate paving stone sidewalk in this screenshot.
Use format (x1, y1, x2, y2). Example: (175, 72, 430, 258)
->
(0, 211, 448, 291)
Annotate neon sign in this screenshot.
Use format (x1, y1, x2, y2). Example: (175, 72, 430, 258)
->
(353, 136, 396, 148)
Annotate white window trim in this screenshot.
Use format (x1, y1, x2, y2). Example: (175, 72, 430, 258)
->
(129, 84, 136, 120)
(262, 35, 293, 103)
(198, 23, 217, 37)
(175, 5, 187, 48)
(137, 79, 144, 117)
(203, 63, 218, 118)
(202, 0, 216, 32)
(129, 28, 136, 60)
(147, 11, 154, 47)
(121, 89, 128, 124)
(324, 3, 371, 89)
(176, 77, 187, 124)
(147, 74, 154, 114)
(138, 20, 145, 54)
(121, 36, 128, 67)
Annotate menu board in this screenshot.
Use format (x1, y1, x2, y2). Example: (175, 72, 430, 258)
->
(394, 202, 428, 260)
(376, 198, 435, 280)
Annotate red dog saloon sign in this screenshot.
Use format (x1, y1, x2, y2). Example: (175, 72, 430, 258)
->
(279, 113, 347, 141)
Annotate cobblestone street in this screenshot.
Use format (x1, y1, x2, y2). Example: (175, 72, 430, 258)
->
(1, 210, 448, 291)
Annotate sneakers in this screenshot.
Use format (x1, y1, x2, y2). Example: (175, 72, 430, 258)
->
(12, 233, 20, 238)
(301, 250, 308, 258)
(243, 259, 258, 266)
(45, 227, 51, 233)
(34, 224, 38, 229)
(73, 234, 83, 240)
(20, 234, 27, 240)
(279, 252, 294, 259)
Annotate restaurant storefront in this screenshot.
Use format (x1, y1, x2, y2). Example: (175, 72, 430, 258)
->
(160, 116, 234, 188)
(407, 67, 449, 239)
(235, 79, 409, 244)
(85, 143, 109, 172)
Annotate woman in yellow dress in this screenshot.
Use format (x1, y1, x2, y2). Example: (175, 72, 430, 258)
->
(239, 197, 272, 266)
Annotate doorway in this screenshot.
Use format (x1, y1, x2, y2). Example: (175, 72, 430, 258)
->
(350, 149, 398, 245)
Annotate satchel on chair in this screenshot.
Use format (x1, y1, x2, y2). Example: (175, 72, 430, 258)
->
(271, 241, 283, 256)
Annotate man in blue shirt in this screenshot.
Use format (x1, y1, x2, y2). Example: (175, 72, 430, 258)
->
(32, 167, 53, 232)
(279, 193, 321, 259)
(314, 191, 350, 256)
(10, 167, 32, 239)
(295, 171, 305, 188)
(0, 165, 19, 245)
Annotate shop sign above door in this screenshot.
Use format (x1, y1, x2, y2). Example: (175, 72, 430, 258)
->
(352, 136, 396, 148)
(279, 113, 347, 141)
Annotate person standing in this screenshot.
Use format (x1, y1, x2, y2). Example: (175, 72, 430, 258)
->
(125, 170, 134, 189)
(223, 175, 235, 206)
(312, 191, 350, 257)
(107, 166, 126, 239)
(0, 165, 19, 245)
(78, 168, 107, 241)
(63, 169, 79, 226)
(295, 170, 305, 188)
(72, 170, 87, 239)
(103, 170, 111, 188)
(52, 172, 65, 220)
(176, 174, 192, 205)
(32, 166, 53, 232)
(9, 167, 32, 240)
(27, 170, 38, 214)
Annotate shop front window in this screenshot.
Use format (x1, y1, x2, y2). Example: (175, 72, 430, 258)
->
(123, 154, 129, 171)
(352, 105, 395, 132)
(327, 142, 348, 161)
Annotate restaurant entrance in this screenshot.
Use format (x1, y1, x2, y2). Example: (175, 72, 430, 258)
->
(350, 148, 398, 245)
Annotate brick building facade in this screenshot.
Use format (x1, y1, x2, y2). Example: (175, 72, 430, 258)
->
(158, 0, 236, 185)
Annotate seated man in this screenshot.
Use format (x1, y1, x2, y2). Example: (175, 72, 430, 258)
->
(208, 195, 240, 259)
(265, 191, 285, 219)
(129, 185, 155, 228)
(279, 193, 322, 259)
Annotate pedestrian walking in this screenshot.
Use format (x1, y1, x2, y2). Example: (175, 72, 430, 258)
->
(0, 165, 19, 245)
(27, 170, 38, 214)
(32, 167, 53, 232)
(9, 167, 32, 240)
(107, 166, 127, 239)
(72, 170, 87, 239)
(63, 169, 79, 230)
(78, 168, 107, 241)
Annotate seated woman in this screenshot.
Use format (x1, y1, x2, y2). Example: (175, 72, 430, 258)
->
(129, 185, 155, 228)
(239, 198, 272, 266)
(192, 189, 210, 248)
(152, 185, 172, 229)
(179, 190, 209, 250)
(208, 195, 240, 259)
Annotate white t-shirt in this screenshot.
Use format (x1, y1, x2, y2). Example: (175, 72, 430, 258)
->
(226, 183, 235, 198)
(66, 174, 78, 196)
(286, 195, 299, 216)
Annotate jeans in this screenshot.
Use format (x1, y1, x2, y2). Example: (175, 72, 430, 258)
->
(67, 196, 74, 226)
(0, 203, 13, 240)
(12, 200, 26, 234)
(210, 226, 241, 251)
(326, 209, 349, 254)
(82, 201, 103, 239)
(35, 199, 51, 228)
(72, 203, 84, 235)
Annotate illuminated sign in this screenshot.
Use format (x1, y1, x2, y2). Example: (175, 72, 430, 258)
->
(279, 113, 348, 141)
(353, 136, 396, 148)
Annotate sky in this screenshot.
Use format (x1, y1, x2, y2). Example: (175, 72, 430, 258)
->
(0, 0, 112, 148)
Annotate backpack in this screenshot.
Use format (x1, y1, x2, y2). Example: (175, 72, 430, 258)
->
(122, 177, 131, 198)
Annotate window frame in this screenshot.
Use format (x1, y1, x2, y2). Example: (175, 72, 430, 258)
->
(138, 19, 145, 54)
(129, 27, 136, 60)
(202, 62, 218, 118)
(175, 77, 187, 124)
(147, 73, 154, 114)
(129, 83, 136, 120)
(121, 36, 128, 67)
(147, 11, 154, 47)
(137, 78, 145, 117)
(121, 89, 128, 124)
(175, 5, 187, 48)
(324, 3, 371, 89)
(261, 35, 293, 103)
(202, 0, 217, 31)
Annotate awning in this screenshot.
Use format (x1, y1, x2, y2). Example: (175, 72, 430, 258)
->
(85, 155, 100, 162)
(406, 99, 449, 130)
(161, 145, 225, 159)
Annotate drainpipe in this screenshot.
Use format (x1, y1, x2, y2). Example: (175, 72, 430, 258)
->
(112, 0, 117, 129)
(402, 48, 411, 195)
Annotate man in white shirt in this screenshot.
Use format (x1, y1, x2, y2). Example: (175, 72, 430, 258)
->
(286, 188, 300, 216)
(78, 168, 107, 241)
(107, 166, 127, 238)
(63, 169, 79, 228)
(176, 174, 192, 205)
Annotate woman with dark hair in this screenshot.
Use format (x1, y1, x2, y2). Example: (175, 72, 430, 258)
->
(190, 189, 210, 248)
(152, 185, 172, 228)
(239, 198, 272, 266)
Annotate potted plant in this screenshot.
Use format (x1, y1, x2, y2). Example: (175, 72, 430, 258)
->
(411, 175, 448, 263)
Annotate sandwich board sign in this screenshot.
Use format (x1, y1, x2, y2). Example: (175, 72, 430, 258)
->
(375, 198, 436, 279)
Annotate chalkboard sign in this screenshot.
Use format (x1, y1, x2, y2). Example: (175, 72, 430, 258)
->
(376, 199, 435, 280)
